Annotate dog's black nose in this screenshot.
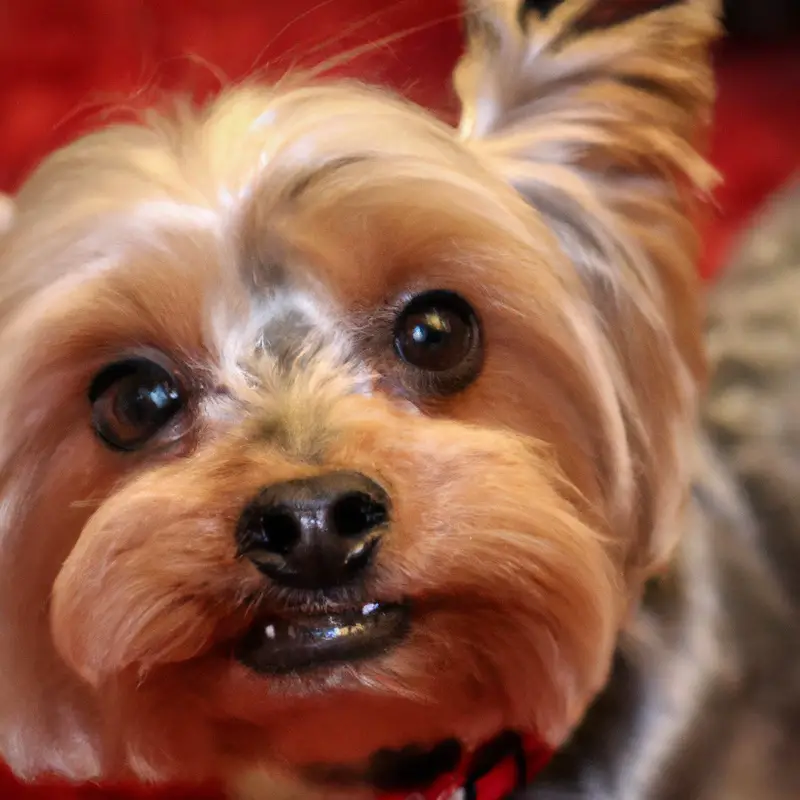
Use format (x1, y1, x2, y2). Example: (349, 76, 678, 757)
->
(236, 472, 390, 590)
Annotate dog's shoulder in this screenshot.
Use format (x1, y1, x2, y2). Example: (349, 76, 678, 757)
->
(521, 439, 800, 800)
(705, 180, 800, 606)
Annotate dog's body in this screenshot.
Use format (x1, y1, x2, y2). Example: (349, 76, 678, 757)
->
(1, 1, 798, 798)
(524, 180, 800, 800)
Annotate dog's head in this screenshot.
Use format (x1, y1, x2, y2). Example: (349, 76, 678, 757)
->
(0, 0, 718, 792)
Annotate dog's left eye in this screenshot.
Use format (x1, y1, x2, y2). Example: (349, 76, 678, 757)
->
(89, 358, 188, 452)
(393, 291, 482, 393)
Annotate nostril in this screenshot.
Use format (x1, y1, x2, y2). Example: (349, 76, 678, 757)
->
(329, 492, 388, 539)
(258, 508, 301, 556)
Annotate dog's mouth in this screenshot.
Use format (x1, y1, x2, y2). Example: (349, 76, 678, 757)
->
(234, 601, 411, 675)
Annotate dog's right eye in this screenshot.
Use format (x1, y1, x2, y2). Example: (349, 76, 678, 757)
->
(89, 358, 188, 452)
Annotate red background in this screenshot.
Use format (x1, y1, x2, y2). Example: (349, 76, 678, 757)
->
(0, 1, 798, 797)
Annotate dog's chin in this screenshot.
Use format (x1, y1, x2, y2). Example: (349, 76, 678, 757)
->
(233, 600, 412, 676)
(174, 653, 486, 785)
(127, 594, 516, 781)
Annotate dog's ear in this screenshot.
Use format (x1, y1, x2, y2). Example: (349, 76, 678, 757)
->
(456, 0, 722, 577)
(456, 0, 719, 181)
(455, 0, 720, 377)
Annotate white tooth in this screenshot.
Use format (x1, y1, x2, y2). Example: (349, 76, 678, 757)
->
(362, 603, 378, 615)
(288, 625, 296, 638)
(265, 625, 276, 640)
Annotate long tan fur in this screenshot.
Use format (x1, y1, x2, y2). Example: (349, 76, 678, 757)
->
(0, 1, 719, 796)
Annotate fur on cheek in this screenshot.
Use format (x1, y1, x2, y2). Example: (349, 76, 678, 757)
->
(49, 461, 268, 687)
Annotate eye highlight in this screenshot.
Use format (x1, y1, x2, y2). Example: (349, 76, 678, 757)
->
(393, 290, 482, 394)
(89, 358, 189, 452)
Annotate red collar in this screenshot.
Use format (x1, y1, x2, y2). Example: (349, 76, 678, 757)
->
(379, 732, 553, 800)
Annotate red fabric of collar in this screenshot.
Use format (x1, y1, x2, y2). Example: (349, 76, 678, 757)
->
(379, 734, 553, 800)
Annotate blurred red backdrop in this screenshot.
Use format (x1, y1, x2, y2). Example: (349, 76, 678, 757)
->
(0, 1, 798, 798)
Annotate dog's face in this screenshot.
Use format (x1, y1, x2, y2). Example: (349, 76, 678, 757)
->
(0, 0, 718, 791)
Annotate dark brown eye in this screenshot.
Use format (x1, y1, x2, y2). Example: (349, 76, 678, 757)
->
(393, 291, 481, 391)
(89, 358, 187, 452)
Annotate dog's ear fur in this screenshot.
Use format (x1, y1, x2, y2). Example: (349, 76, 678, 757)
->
(455, 0, 719, 377)
(456, 0, 721, 576)
(455, 0, 719, 185)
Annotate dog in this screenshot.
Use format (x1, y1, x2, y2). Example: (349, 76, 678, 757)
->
(1, 0, 798, 797)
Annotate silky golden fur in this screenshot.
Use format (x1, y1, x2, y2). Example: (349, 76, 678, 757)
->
(0, 1, 719, 796)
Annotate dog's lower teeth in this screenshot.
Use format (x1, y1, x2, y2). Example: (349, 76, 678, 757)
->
(237, 602, 411, 674)
(261, 604, 380, 640)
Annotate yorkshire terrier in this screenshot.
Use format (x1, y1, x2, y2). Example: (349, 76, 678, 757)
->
(1, 0, 798, 798)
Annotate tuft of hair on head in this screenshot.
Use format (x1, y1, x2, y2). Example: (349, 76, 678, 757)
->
(454, 0, 721, 579)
